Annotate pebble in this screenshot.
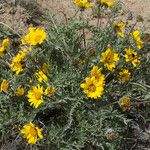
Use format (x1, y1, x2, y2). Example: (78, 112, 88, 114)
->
(0, 9, 5, 14)
(0, 4, 2, 10)
(9, 8, 17, 15)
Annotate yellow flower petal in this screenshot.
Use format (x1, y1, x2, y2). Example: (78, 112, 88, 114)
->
(20, 122, 43, 144)
(27, 84, 44, 108)
(100, 48, 119, 71)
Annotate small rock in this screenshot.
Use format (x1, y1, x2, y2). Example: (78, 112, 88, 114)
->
(0, 9, 5, 14)
(0, 4, 3, 10)
(9, 0, 16, 6)
(9, 8, 17, 15)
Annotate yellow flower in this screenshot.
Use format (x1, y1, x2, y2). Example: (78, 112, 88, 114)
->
(100, 48, 119, 71)
(0, 79, 9, 92)
(0, 46, 5, 57)
(10, 62, 23, 75)
(10, 48, 27, 75)
(119, 69, 131, 82)
(114, 23, 125, 38)
(35, 70, 48, 83)
(90, 66, 105, 82)
(97, 0, 115, 8)
(12, 48, 27, 63)
(133, 30, 144, 49)
(73, 0, 94, 9)
(19, 48, 27, 60)
(12, 54, 23, 63)
(132, 30, 140, 40)
(16, 87, 25, 96)
(136, 40, 144, 49)
(45, 86, 55, 97)
(42, 63, 48, 73)
(0, 38, 10, 56)
(79, 59, 86, 65)
(2, 38, 10, 49)
(124, 48, 140, 67)
(80, 76, 105, 99)
(21, 27, 47, 46)
(20, 122, 43, 144)
(12, 53, 24, 63)
(119, 96, 131, 112)
(27, 84, 44, 108)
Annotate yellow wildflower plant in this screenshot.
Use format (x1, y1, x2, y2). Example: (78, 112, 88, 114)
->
(90, 66, 105, 82)
(124, 48, 140, 67)
(119, 96, 131, 112)
(119, 69, 131, 82)
(35, 70, 48, 83)
(100, 48, 119, 71)
(16, 87, 25, 96)
(20, 122, 43, 144)
(27, 84, 44, 108)
(73, 0, 94, 9)
(45, 86, 56, 97)
(114, 23, 126, 38)
(21, 27, 47, 46)
(133, 30, 144, 49)
(97, 0, 116, 8)
(0, 79, 9, 92)
(2, 38, 10, 49)
(80, 76, 105, 99)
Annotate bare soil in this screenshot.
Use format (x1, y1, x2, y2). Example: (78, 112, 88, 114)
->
(0, 0, 150, 33)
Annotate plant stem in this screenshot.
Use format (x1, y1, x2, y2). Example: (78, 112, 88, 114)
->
(0, 22, 21, 37)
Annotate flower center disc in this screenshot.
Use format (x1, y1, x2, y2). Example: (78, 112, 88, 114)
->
(106, 54, 113, 63)
(30, 127, 37, 137)
(89, 84, 96, 92)
(35, 92, 41, 100)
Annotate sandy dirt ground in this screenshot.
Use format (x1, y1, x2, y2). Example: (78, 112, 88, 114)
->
(37, 0, 150, 18)
(121, 0, 150, 18)
(0, 0, 150, 33)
